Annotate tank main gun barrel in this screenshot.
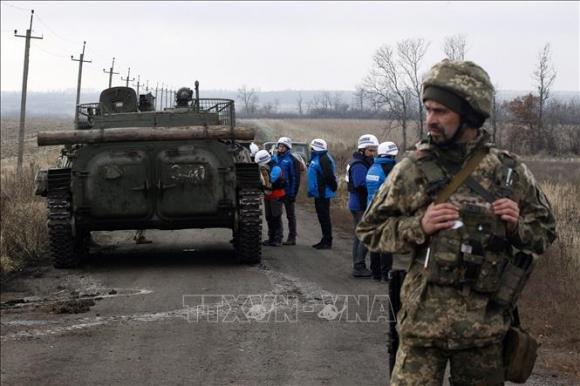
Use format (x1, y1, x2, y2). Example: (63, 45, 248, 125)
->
(37, 125, 255, 146)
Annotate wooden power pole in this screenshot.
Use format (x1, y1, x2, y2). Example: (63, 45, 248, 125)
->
(103, 57, 119, 88)
(154, 82, 159, 110)
(71, 41, 92, 127)
(121, 67, 134, 87)
(133, 75, 141, 96)
(14, 9, 43, 174)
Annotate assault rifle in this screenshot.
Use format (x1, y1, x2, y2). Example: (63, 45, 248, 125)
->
(388, 269, 407, 376)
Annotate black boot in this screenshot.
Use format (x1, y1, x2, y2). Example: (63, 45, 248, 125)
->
(312, 239, 324, 248)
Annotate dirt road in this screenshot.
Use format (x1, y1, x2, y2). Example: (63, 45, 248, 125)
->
(0, 206, 574, 385)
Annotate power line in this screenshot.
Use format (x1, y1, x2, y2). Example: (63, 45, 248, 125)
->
(33, 44, 70, 59)
(1, 1, 30, 13)
(35, 14, 84, 46)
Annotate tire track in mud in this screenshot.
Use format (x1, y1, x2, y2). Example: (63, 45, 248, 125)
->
(1, 263, 355, 341)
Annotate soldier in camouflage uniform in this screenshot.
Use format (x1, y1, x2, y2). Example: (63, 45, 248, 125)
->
(356, 59, 556, 385)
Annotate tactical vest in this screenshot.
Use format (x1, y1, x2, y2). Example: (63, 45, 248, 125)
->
(414, 148, 518, 295)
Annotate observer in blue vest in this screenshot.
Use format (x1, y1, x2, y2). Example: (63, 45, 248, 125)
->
(307, 138, 337, 249)
(366, 141, 399, 281)
(346, 134, 379, 278)
(275, 136, 302, 246)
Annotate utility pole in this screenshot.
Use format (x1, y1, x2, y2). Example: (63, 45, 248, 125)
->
(71, 41, 92, 127)
(14, 9, 43, 174)
(145, 80, 149, 92)
(121, 67, 134, 87)
(103, 57, 119, 88)
(159, 82, 165, 110)
(154, 82, 158, 110)
(133, 75, 141, 96)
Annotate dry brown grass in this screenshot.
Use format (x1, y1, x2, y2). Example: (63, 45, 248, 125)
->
(519, 181, 580, 377)
(0, 118, 61, 273)
(0, 162, 50, 273)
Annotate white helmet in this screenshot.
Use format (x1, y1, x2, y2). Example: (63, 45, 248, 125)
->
(357, 134, 379, 149)
(310, 138, 328, 152)
(249, 142, 260, 157)
(254, 149, 271, 166)
(378, 141, 399, 156)
(277, 136, 292, 149)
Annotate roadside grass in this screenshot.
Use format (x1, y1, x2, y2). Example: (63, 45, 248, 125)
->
(519, 181, 580, 377)
(0, 161, 50, 273)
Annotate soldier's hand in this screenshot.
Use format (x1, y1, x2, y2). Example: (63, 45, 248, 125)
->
(420, 203, 460, 236)
(492, 198, 519, 233)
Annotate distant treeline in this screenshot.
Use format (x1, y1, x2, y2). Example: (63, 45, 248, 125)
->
(2, 89, 577, 118)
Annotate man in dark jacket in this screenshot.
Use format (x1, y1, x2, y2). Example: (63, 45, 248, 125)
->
(347, 134, 379, 277)
(307, 138, 337, 249)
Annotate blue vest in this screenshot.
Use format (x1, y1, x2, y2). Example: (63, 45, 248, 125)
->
(366, 157, 396, 205)
(276, 151, 298, 197)
(307, 151, 336, 199)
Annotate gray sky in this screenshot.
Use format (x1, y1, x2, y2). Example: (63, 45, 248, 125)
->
(1, 1, 579, 92)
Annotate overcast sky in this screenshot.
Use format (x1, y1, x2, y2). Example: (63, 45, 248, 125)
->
(1, 1, 579, 93)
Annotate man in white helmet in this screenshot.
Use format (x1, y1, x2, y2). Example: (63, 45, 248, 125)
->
(255, 150, 286, 247)
(346, 134, 379, 278)
(365, 141, 399, 281)
(276, 136, 300, 246)
(306, 138, 338, 249)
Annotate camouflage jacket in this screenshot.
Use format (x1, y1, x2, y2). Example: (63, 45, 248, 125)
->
(356, 130, 556, 349)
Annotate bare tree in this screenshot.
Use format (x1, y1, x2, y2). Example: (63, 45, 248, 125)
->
(443, 34, 468, 61)
(363, 44, 412, 150)
(353, 85, 366, 111)
(397, 37, 430, 139)
(237, 85, 259, 114)
(296, 92, 303, 115)
(533, 42, 557, 150)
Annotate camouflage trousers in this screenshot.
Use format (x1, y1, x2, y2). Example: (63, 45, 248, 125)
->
(390, 339, 504, 386)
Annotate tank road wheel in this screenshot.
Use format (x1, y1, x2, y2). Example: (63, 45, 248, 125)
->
(46, 169, 86, 269)
(235, 188, 262, 264)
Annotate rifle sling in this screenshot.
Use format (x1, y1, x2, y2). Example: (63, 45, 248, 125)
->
(434, 148, 488, 204)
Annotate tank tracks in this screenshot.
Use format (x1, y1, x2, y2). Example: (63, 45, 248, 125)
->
(235, 188, 262, 264)
(46, 169, 87, 268)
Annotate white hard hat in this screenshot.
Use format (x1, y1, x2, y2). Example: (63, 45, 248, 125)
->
(254, 149, 271, 166)
(310, 138, 328, 152)
(357, 134, 379, 149)
(249, 142, 260, 157)
(378, 141, 399, 156)
(277, 136, 292, 149)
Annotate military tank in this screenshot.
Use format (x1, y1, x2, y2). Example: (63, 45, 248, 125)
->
(35, 82, 262, 267)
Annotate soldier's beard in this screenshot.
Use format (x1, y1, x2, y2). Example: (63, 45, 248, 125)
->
(428, 123, 460, 145)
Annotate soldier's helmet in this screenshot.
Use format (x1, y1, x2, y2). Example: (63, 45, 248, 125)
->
(422, 59, 494, 121)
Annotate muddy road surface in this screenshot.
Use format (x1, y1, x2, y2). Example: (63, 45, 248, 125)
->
(1, 206, 573, 385)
